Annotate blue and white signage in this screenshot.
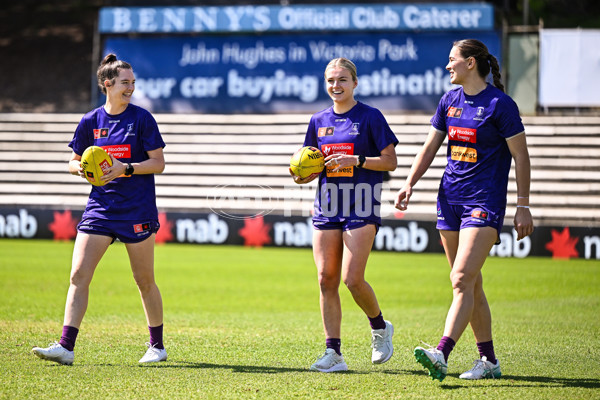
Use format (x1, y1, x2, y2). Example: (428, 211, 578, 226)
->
(103, 32, 500, 113)
(99, 3, 494, 33)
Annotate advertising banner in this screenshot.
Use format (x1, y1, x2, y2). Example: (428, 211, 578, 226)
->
(99, 4, 494, 34)
(103, 31, 501, 113)
(2, 207, 599, 260)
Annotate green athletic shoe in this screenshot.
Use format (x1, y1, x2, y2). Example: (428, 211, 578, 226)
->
(414, 345, 448, 382)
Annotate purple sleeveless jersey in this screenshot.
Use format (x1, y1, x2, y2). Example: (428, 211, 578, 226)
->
(69, 104, 166, 221)
(431, 84, 525, 208)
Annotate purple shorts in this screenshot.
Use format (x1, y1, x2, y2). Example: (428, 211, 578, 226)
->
(312, 216, 380, 232)
(77, 217, 160, 244)
(436, 198, 504, 244)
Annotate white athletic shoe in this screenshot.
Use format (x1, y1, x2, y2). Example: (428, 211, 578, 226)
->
(310, 348, 348, 373)
(371, 320, 394, 364)
(459, 356, 501, 379)
(414, 345, 448, 382)
(32, 342, 74, 365)
(139, 342, 168, 363)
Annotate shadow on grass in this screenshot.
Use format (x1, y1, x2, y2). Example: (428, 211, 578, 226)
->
(394, 370, 600, 389)
(140, 360, 368, 374)
(33, 361, 600, 388)
(497, 374, 600, 389)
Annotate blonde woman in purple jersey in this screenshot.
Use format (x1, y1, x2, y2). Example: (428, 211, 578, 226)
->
(292, 58, 398, 372)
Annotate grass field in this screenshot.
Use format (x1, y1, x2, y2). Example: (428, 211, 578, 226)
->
(1, 239, 599, 399)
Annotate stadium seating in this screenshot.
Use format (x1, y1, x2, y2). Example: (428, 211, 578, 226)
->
(0, 112, 599, 226)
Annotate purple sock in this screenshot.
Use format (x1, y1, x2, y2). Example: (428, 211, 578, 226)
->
(368, 311, 386, 330)
(149, 324, 164, 349)
(477, 340, 497, 364)
(436, 336, 456, 363)
(59, 325, 79, 351)
(326, 338, 342, 356)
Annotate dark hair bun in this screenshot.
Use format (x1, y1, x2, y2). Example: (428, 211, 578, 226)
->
(101, 53, 118, 66)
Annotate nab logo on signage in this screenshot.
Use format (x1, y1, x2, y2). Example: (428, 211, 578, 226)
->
(0, 209, 38, 238)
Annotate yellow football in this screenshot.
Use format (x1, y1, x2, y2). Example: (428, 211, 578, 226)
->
(81, 146, 112, 186)
(290, 146, 324, 179)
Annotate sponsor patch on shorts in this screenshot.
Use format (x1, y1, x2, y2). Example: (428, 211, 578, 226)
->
(133, 222, 151, 235)
(471, 210, 489, 220)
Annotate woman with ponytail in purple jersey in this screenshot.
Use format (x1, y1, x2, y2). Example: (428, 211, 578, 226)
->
(32, 54, 167, 365)
(291, 58, 398, 372)
(395, 39, 534, 381)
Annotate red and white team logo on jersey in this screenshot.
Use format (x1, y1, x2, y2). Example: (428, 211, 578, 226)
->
(93, 128, 109, 139)
(448, 126, 477, 143)
(447, 107, 463, 118)
(318, 127, 335, 137)
(101, 144, 132, 177)
(101, 144, 131, 159)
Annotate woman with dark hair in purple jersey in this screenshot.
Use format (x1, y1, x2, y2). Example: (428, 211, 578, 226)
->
(32, 53, 167, 365)
(395, 39, 534, 381)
